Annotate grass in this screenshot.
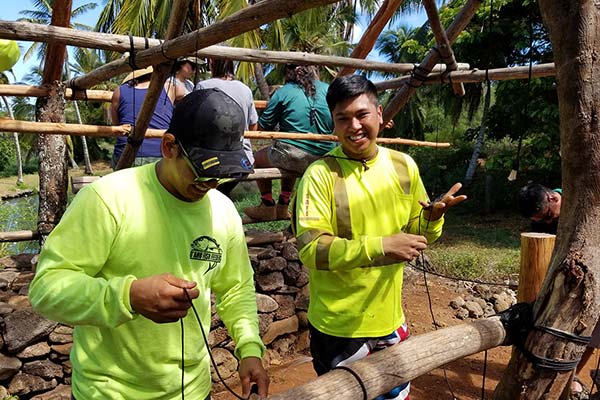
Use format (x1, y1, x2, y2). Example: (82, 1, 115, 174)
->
(426, 210, 527, 282)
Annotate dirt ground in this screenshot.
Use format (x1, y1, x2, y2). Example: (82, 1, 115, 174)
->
(214, 271, 600, 400)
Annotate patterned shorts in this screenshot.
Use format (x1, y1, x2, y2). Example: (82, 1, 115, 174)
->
(309, 323, 411, 400)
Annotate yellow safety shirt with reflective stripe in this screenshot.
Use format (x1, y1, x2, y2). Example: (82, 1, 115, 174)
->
(295, 146, 443, 337)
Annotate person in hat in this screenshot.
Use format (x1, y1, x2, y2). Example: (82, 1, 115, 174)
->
(30, 88, 269, 400)
(173, 56, 203, 95)
(196, 57, 258, 197)
(110, 66, 186, 169)
(244, 64, 335, 222)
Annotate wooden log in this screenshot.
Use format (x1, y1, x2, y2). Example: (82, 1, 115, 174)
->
(114, 0, 189, 170)
(268, 317, 507, 399)
(375, 63, 556, 91)
(245, 231, 285, 246)
(36, 0, 71, 241)
(67, 0, 343, 90)
(0, 84, 268, 109)
(382, 0, 483, 124)
(422, 0, 465, 96)
(337, 0, 405, 76)
(517, 233, 556, 303)
(0, 230, 40, 243)
(0, 21, 470, 78)
(71, 175, 100, 194)
(2, 120, 452, 148)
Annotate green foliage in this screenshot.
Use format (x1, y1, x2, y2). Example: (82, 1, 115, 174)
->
(0, 196, 40, 256)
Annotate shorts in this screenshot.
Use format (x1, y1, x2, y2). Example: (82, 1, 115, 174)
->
(267, 141, 322, 175)
(309, 323, 410, 400)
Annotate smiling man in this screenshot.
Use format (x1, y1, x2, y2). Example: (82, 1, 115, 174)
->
(30, 89, 269, 400)
(517, 183, 562, 234)
(294, 75, 466, 400)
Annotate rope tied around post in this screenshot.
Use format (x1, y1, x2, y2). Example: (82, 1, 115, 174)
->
(498, 303, 591, 371)
(332, 365, 368, 400)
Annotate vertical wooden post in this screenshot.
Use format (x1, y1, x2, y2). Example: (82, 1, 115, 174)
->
(517, 232, 556, 303)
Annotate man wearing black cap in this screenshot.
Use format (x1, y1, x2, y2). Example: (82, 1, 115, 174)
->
(29, 89, 269, 399)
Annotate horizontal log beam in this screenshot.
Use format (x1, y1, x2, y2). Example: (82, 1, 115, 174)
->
(0, 120, 451, 148)
(268, 317, 507, 399)
(0, 230, 40, 242)
(375, 63, 556, 91)
(0, 84, 268, 109)
(0, 21, 470, 77)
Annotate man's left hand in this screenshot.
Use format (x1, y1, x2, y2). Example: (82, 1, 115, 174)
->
(239, 356, 269, 399)
(419, 182, 467, 221)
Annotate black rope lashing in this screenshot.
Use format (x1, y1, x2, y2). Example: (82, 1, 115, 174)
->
(498, 303, 589, 371)
(160, 39, 178, 62)
(407, 65, 430, 88)
(127, 34, 141, 70)
(67, 78, 87, 100)
(333, 366, 368, 400)
(144, 36, 149, 49)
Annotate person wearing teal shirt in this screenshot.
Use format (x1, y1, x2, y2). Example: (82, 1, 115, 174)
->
(295, 75, 466, 400)
(244, 64, 335, 222)
(30, 89, 269, 400)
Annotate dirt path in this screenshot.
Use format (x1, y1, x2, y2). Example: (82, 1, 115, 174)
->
(214, 270, 600, 399)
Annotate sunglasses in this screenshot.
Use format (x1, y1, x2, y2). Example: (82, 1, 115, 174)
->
(178, 144, 233, 187)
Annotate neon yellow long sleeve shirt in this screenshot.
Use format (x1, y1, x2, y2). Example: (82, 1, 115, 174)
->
(295, 146, 443, 338)
(29, 163, 264, 399)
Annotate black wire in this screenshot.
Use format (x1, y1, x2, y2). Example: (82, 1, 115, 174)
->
(405, 261, 514, 288)
(332, 365, 368, 400)
(481, 350, 488, 400)
(183, 289, 246, 400)
(418, 208, 457, 400)
(181, 319, 185, 400)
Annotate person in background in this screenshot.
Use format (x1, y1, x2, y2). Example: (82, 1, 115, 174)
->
(196, 57, 258, 197)
(244, 64, 335, 222)
(110, 66, 185, 169)
(295, 74, 466, 400)
(173, 56, 203, 95)
(517, 183, 562, 234)
(30, 89, 269, 400)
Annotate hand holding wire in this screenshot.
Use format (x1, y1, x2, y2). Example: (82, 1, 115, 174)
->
(382, 232, 428, 262)
(419, 182, 467, 221)
(129, 273, 199, 323)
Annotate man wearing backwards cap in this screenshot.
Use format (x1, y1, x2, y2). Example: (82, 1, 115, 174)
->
(30, 89, 269, 399)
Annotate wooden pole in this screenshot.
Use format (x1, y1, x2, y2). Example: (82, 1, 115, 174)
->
(382, 0, 483, 124)
(2, 120, 452, 148)
(375, 63, 556, 91)
(268, 317, 506, 399)
(517, 233, 556, 303)
(422, 0, 465, 96)
(0, 230, 40, 243)
(66, 0, 343, 90)
(0, 21, 470, 78)
(36, 0, 71, 241)
(337, 0, 405, 76)
(114, 0, 189, 170)
(0, 84, 268, 109)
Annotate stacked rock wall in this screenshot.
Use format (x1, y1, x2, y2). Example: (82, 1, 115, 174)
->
(0, 235, 310, 399)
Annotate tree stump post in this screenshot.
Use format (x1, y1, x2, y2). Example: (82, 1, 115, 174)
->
(517, 233, 556, 303)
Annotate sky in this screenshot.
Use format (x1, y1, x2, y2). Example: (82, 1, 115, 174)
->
(3, 1, 428, 83)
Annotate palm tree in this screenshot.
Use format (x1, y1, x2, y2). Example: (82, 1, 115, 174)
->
(18, 0, 98, 64)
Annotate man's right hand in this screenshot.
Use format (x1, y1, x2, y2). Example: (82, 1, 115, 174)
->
(129, 273, 199, 323)
(381, 233, 428, 262)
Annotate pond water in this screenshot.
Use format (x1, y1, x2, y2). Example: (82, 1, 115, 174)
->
(1, 195, 40, 255)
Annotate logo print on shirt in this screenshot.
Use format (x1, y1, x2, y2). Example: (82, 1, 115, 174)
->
(190, 236, 222, 274)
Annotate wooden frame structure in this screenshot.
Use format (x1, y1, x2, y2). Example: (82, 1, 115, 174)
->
(1, 0, 588, 398)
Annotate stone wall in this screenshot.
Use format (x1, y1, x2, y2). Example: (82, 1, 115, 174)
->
(0, 234, 310, 399)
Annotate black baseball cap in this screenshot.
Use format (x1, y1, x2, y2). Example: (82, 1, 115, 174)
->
(168, 88, 253, 178)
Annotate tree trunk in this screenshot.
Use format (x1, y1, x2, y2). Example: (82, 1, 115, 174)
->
(37, 0, 71, 243)
(1, 96, 23, 185)
(64, 52, 93, 174)
(464, 81, 490, 186)
(36, 82, 69, 241)
(254, 62, 270, 101)
(493, 2, 600, 399)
